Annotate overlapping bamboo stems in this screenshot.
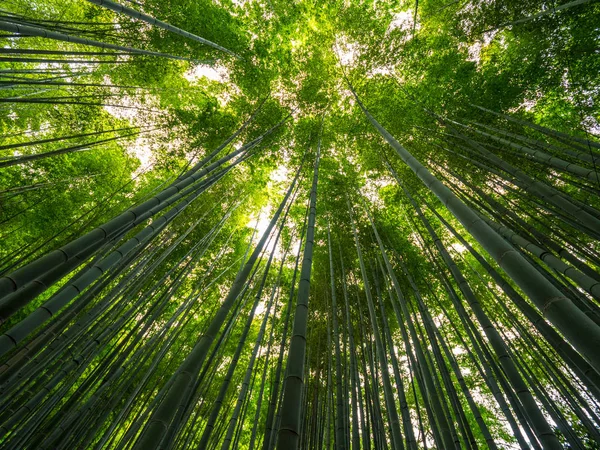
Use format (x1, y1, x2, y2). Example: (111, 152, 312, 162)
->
(0, 199, 241, 446)
(206, 229, 278, 445)
(0, 242, 188, 443)
(0, 163, 237, 354)
(469, 138, 600, 219)
(394, 191, 515, 448)
(433, 140, 600, 249)
(0, 126, 139, 152)
(96, 255, 244, 450)
(197, 187, 296, 449)
(440, 132, 600, 233)
(409, 215, 533, 446)
(362, 196, 455, 448)
(0, 166, 143, 268)
(388, 168, 564, 447)
(132, 153, 304, 449)
(372, 257, 417, 450)
(0, 128, 155, 168)
(470, 104, 600, 152)
(492, 306, 588, 449)
(423, 281, 498, 448)
(326, 222, 347, 450)
(450, 120, 600, 183)
(0, 56, 127, 64)
(119, 219, 259, 448)
(479, 212, 600, 298)
(262, 202, 310, 450)
(0, 174, 101, 200)
(0, 129, 266, 331)
(324, 311, 333, 449)
(341, 315, 351, 448)
(443, 269, 542, 448)
(406, 295, 463, 447)
(0, 21, 195, 62)
(349, 83, 600, 379)
(45, 203, 240, 446)
(353, 296, 383, 450)
(297, 318, 315, 450)
(433, 141, 600, 267)
(429, 155, 600, 306)
(0, 107, 282, 301)
(435, 284, 531, 446)
(0, 8, 139, 37)
(416, 111, 600, 229)
(0, 207, 214, 394)
(0, 228, 160, 380)
(247, 280, 281, 450)
(0, 49, 128, 58)
(277, 119, 322, 450)
(399, 258, 477, 449)
(468, 119, 600, 166)
(454, 172, 600, 287)
(147, 228, 261, 450)
(439, 120, 600, 233)
(197, 253, 275, 449)
(86, 0, 241, 59)
(338, 246, 369, 450)
(435, 169, 600, 322)
(482, 265, 600, 441)
(380, 263, 433, 449)
(347, 198, 405, 449)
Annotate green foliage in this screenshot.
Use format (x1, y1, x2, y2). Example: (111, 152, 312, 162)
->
(1, 0, 599, 448)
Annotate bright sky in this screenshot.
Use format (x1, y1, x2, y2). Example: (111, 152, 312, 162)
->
(245, 164, 301, 261)
(183, 63, 230, 83)
(387, 10, 418, 35)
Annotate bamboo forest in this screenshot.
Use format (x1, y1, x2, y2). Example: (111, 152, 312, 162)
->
(2, 0, 600, 448)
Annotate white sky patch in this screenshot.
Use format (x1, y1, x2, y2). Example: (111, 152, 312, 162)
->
(584, 114, 600, 135)
(467, 41, 483, 62)
(289, 238, 302, 260)
(334, 35, 359, 66)
(244, 163, 301, 263)
(362, 175, 393, 208)
(387, 10, 418, 35)
(270, 164, 290, 183)
(367, 66, 393, 78)
(101, 87, 173, 177)
(184, 63, 230, 83)
(337, 88, 356, 112)
(247, 207, 273, 239)
(451, 242, 467, 254)
(217, 91, 234, 107)
(466, 30, 498, 64)
(246, 205, 287, 260)
(129, 129, 186, 177)
(23, 122, 52, 138)
(549, 169, 565, 187)
(485, 178, 506, 195)
(432, 313, 445, 328)
(518, 98, 537, 111)
(255, 300, 267, 316)
(452, 346, 467, 356)
(129, 134, 154, 169)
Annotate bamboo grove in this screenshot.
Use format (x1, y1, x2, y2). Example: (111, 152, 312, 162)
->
(0, 0, 599, 449)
